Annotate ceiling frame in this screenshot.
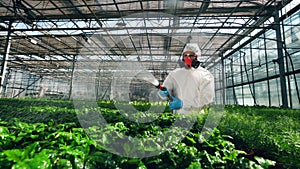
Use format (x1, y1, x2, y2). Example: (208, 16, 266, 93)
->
(0, 0, 296, 82)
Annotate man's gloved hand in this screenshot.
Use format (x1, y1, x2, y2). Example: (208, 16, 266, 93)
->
(169, 96, 183, 110)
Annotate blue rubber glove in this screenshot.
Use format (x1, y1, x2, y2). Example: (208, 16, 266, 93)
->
(158, 87, 169, 98)
(169, 96, 183, 110)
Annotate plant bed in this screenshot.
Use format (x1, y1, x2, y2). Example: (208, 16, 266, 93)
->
(218, 105, 300, 169)
(1, 98, 298, 168)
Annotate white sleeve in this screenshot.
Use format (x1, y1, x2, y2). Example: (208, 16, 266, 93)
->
(198, 72, 215, 107)
(162, 73, 175, 97)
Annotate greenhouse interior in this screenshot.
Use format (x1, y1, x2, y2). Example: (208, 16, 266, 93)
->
(0, 0, 299, 169)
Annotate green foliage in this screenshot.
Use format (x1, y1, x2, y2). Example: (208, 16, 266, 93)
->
(0, 98, 78, 125)
(219, 105, 300, 169)
(0, 98, 297, 168)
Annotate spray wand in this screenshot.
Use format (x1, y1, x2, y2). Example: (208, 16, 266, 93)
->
(136, 71, 173, 101)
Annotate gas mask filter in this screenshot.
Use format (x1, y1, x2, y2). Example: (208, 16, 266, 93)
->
(183, 54, 200, 69)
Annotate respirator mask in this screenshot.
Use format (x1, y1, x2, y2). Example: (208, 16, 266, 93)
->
(183, 53, 200, 69)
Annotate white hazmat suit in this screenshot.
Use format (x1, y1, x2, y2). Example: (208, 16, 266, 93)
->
(161, 43, 215, 114)
(162, 66, 215, 114)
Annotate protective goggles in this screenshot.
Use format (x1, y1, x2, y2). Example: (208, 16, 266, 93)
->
(183, 53, 196, 57)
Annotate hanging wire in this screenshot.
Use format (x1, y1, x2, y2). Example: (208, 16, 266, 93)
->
(241, 51, 257, 105)
(229, 57, 238, 105)
(283, 45, 300, 104)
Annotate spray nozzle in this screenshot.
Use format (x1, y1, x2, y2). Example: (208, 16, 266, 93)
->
(155, 84, 172, 101)
(156, 84, 166, 91)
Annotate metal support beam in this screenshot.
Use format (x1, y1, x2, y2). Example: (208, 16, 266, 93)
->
(0, 21, 12, 97)
(274, 9, 288, 109)
(68, 55, 77, 99)
(221, 55, 226, 105)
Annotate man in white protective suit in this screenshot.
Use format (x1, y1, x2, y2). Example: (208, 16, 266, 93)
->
(159, 44, 215, 114)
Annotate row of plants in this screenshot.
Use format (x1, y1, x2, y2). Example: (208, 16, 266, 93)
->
(0, 98, 299, 168)
(218, 105, 300, 169)
(0, 117, 278, 169)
